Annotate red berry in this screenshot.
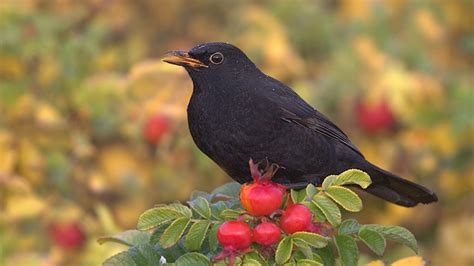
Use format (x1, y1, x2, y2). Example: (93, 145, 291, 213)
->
(143, 114, 170, 145)
(253, 221, 281, 246)
(217, 221, 253, 250)
(280, 204, 312, 234)
(48, 222, 86, 250)
(240, 182, 286, 216)
(356, 100, 395, 134)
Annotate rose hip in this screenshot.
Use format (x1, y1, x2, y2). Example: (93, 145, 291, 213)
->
(253, 221, 281, 246)
(280, 204, 313, 234)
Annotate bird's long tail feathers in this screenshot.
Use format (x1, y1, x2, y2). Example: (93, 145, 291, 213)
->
(362, 163, 438, 207)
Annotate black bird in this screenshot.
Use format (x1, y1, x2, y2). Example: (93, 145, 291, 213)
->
(162, 42, 437, 207)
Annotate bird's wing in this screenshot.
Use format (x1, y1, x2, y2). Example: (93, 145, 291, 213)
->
(262, 77, 363, 157)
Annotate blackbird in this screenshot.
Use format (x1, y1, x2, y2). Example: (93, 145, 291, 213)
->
(163, 42, 437, 207)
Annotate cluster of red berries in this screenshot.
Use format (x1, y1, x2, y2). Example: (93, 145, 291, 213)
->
(214, 160, 321, 265)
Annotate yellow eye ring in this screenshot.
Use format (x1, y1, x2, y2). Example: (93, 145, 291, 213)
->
(210, 52, 224, 64)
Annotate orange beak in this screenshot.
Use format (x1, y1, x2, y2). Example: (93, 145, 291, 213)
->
(162, 51, 208, 68)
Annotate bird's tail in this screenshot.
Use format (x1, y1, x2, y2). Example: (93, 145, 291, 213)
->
(362, 163, 438, 207)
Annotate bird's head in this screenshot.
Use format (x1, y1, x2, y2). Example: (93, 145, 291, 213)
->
(162, 42, 256, 85)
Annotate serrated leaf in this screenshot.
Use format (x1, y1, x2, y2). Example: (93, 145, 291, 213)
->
(359, 228, 386, 256)
(362, 225, 418, 253)
(305, 184, 318, 198)
(293, 238, 313, 260)
(315, 246, 336, 266)
(243, 252, 268, 266)
(275, 236, 293, 264)
(220, 208, 243, 220)
(184, 220, 210, 251)
(305, 201, 326, 222)
(208, 222, 223, 252)
(155, 242, 186, 262)
(168, 203, 193, 218)
(243, 259, 261, 265)
(313, 194, 341, 226)
(292, 232, 328, 248)
(211, 182, 241, 199)
(334, 235, 359, 266)
(291, 189, 307, 203)
(175, 252, 212, 266)
(190, 190, 211, 201)
(189, 196, 211, 219)
(338, 219, 360, 235)
(210, 201, 227, 220)
(332, 169, 371, 189)
(296, 259, 324, 266)
(322, 175, 337, 190)
(159, 217, 190, 248)
(137, 207, 182, 230)
(325, 186, 362, 212)
(103, 251, 137, 266)
(128, 243, 162, 266)
(98, 230, 150, 247)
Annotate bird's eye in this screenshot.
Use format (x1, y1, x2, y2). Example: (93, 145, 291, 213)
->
(209, 52, 224, 64)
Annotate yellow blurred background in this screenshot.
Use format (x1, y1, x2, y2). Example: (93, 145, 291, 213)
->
(0, 0, 473, 265)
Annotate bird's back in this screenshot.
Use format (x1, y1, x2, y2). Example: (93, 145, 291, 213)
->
(186, 73, 356, 186)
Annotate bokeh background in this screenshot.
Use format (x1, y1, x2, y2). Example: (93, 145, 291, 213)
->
(0, 0, 473, 265)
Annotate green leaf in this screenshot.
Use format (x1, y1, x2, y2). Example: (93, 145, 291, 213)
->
(291, 189, 307, 203)
(98, 230, 150, 247)
(338, 219, 360, 235)
(332, 169, 371, 189)
(296, 259, 323, 266)
(305, 201, 326, 222)
(243, 252, 267, 266)
(220, 208, 243, 220)
(208, 222, 223, 252)
(315, 246, 336, 266)
(292, 232, 328, 248)
(190, 190, 211, 201)
(313, 194, 341, 226)
(137, 207, 182, 230)
(175, 252, 212, 266)
(188, 196, 211, 219)
(184, 220, 210, 251)
(362, 225, 418, 253)
(275, 236, 293, 264)
(103, 251, 137, 266)
(159, 217, 191, 248)
(321, 175, 337, 190)
(210, 201, 227, 220)
(128, 243, 162, 266)
(325, 186, 363, 212)
(154, 241, 186, 262)
(305, 184, 318, 198)
(211, 182, 241, 199)
(293, 238, 313, 260)
(168, 203, 193, 218)
(334, 235, 359, 266)
(358, 228, 386, 256)
(243, 259, 261, 265)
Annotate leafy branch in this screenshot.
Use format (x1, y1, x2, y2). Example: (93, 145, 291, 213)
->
(100, 169, 421, 266)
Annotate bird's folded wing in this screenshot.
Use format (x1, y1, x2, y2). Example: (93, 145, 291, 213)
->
(262, 79, 363, 157)
(280, 108, 363, 157)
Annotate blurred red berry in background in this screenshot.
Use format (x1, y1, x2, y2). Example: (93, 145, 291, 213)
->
(143, 114, 170, 145)
(356, 100, 395, 134)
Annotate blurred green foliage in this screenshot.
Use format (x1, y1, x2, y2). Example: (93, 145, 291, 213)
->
(0, 0, 473, 265)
